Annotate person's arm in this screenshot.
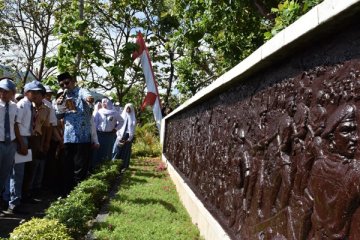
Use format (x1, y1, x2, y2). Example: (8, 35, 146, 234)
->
(90, 117, 100, 148)
(114, 114, 124, 132)
(93, 112, 101, 131)
(43, 125, 52, 153)
(15, 102, 28, 155)
(15, 123, 27, 155)
(54, 122, 64, 149)
(80, 88, 94, 105)
(41, 108, 52, 153)
(127, 121, 136, 142)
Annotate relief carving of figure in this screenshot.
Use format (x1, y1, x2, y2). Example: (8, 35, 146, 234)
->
(308, 104, 360, 239)
(246, 107, 277, 219)
(292, 90, 328, 198)
(266, 97, 297, 217)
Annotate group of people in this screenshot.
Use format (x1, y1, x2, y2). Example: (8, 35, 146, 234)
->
(0, 72, 136, 215)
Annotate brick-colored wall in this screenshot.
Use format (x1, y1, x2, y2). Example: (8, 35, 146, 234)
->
(163, 13, 360, 240)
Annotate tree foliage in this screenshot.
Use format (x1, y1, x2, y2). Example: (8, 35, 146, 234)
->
(0, 0, 324, 122)
(264, 0, 323, 39)
(163, 0, 323, 97)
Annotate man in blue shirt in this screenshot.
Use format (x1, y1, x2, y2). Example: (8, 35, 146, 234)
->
(56, 72, 95, 195)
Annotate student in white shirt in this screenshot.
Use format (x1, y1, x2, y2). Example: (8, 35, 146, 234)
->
(0, 79, 22, 215)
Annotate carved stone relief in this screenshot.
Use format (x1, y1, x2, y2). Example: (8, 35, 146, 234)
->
(163, 23, 360, 239)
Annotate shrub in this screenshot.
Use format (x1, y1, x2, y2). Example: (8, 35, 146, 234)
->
(10, 218, 72, 240)
(90, 160, 121, 183)
(45, 192, 96, 238)
(72, 178, 109, 208)
(133, 122, 161, 157)
(44, 160, 122, 238)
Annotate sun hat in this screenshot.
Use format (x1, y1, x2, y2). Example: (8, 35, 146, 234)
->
(44, 85, 54, 93)
(0, 78, 16, 91)
(24, 80, 46, 93)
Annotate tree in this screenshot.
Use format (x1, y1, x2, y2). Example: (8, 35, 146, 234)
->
(0, 0, 59, 88)
(264, 0, 323, 39)
(164, 0, 272, 97)
(163, 0, 322, 98)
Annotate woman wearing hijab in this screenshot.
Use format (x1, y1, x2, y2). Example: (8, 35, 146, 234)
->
(92, 100, 102, 117)
(93, 98, 123, 168)
(112, 103, 136, 170)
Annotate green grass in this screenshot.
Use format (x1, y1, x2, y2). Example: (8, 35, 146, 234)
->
(92, 157, 203, 240)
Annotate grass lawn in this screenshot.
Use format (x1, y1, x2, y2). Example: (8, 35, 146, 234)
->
(92, 157, 203, 240)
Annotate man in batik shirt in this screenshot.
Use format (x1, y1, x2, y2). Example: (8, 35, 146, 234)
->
(56, 72, 96, 195)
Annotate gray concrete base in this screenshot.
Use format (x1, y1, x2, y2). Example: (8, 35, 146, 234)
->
(162, 154, 231, 240)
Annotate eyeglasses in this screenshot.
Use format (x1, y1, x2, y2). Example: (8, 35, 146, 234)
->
(60, 80, 71, 88)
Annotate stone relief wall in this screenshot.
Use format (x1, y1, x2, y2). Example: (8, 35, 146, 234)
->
(163, 22, 360, 240)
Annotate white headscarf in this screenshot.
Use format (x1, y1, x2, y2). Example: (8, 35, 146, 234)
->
(117, 103, 136, 141)
(98, 98, 117, 115)
(92, 101, 102, 116)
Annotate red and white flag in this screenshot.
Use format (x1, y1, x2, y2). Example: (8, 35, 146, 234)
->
(132, 32, 162, 130)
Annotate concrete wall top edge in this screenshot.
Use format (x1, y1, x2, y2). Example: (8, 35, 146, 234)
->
(165, 0, 360, 120)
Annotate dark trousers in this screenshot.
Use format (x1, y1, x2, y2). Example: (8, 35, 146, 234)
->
(42, 140, 61, 193)
(23, 136, 46, 198)
(62, 143, 92, 195)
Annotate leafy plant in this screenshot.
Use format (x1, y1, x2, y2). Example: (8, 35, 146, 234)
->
(264, 0, 323, 39)
(133, 122, 161, 157)
(45, 192, 96, 238)
(72, 178, 109, 208)
(7, 152, 122, 239)
(90, 160, 121, 183)
(10, 218, 72, 240)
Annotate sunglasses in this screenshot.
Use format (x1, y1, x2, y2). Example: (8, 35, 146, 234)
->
(60, 80, 71, 88)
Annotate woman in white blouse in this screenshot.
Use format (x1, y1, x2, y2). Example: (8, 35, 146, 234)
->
(93, 98, 123, 168)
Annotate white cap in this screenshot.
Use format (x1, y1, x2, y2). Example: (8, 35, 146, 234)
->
(15, 93, 24, 100)
(57, 88, 64, 94)
(44, 85, 54, 93)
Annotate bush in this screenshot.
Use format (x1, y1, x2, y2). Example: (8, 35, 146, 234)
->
(9, 158, 123, 239)
(45, 192, 96, 238)
(10, 218, 72, 240)
(133, 122, 161, 157)
(90, 160, 121, 183)
(72, 178, 109, 208)
(44, 160, 122, 238)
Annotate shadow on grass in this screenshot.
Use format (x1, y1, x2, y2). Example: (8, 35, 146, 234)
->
(131, 197, 177, 213)
(134, 170, 165, 179)
(110, 195, 177, 213)
(120, 176, 148, 190)
(131, 158, 159, 167)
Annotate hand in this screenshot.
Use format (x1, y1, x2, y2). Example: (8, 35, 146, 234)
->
(18, 144, 28, 155)
(42, 143, 50, 153)
(92, 143, 100, 149)
(58, 141, 64, 149)
(86, 96, 94, 104)
(56, 96, 65, 105)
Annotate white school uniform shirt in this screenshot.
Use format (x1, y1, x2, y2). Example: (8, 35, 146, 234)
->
(0, 99, 19, 141)
(94, 110, 123, 132)
(16, 96, 33, 137)
(43, 98, 57, 127)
